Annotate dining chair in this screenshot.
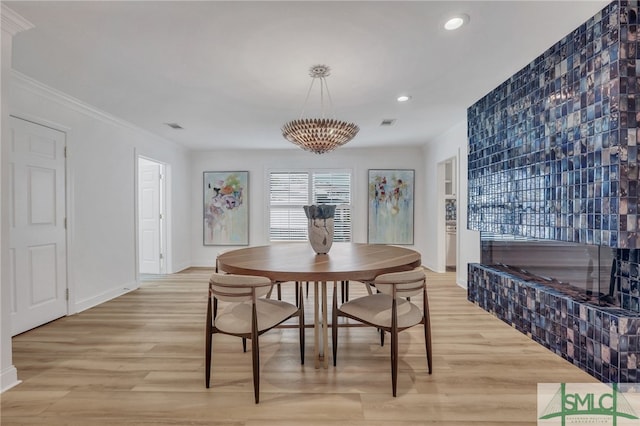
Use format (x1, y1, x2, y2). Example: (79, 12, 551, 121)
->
(217, 248, 282, 301)
(331, 267, 432, 397)
(216, 249, 277, 352)
(205, 272, 305, 403)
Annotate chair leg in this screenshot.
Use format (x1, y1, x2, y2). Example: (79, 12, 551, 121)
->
(306, 281, 309, 298)
(391, 298, 398, 397)
(365, 282, 374, 295)
(242, 338, 247, 352)
(375, 287, 385, 347)
(423, 287, 433, 374)
(332, 282, 338, 366)
(298, 281, 305, 364)
(277, 283, 282, 300)
(205, 295, 213, 388)
(251, 304, 260, 404)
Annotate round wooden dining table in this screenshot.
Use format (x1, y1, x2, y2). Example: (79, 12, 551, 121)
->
(217, 242, 422, 368)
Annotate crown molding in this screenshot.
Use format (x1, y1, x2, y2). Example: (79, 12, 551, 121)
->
(1, 5, 34, 36)
(10, 70, 184, 149)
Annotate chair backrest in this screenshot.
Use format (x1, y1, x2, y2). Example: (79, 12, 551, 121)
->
(215, 249, 231, 273)
(373, 267, 426, 298)
(209, 272, 273, 302)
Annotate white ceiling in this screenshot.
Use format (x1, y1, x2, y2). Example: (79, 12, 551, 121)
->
(7, 1, 610, 152)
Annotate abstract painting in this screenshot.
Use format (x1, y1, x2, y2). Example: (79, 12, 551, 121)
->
(368, 169, 414, 244)
(203, 171, 248, 245)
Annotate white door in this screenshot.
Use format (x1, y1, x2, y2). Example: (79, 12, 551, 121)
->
(138, 158, 162, 274)
(9, 116, 67, 335)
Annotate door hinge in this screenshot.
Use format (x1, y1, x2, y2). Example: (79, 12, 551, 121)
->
(65, 288, 69, 301)
(159, 213, 163, 220)
(64, 146, 67, 158)
(159, 173, 163, 180)
(159, 253, 164, 260)
(64, 217, 67, 229)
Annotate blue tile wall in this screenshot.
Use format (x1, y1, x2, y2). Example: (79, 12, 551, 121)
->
(467, 2, 640, 381)
(468, 263, 640, 383)
(617, 249, 640, 310)
(468, 1, 640, 249)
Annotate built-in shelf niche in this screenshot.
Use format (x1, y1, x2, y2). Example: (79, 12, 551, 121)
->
(444, 158, 455, 199)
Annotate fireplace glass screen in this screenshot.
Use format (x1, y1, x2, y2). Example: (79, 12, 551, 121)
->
(480, 233, 620, 308)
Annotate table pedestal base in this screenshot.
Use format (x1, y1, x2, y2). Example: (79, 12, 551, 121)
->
(313, 281, 329, 369)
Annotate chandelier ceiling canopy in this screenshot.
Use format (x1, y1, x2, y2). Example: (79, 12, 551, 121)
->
(282, 65, 359, 155)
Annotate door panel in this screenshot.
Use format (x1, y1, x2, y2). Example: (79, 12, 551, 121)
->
(29, 166, 56, 224)
(139, 161, 161, 274)
(29, 244, 58, 305)
(9, 116, 67, 335)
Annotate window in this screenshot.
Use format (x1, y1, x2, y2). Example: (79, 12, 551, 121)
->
(269, 170, 352, 242)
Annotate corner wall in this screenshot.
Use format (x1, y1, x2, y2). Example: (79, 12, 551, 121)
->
(0, 4, 31, 393)
(422, 121, 480, 286)
(7, 72, 192, 313)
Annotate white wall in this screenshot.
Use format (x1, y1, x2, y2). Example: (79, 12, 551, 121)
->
(422, 120, 480, 287)
(7, 72, 191, 314)
(190, 147, 428, 267)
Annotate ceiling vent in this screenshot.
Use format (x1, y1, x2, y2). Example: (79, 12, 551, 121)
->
(380, 119, 396, 126)
(165, 123, 183, 129)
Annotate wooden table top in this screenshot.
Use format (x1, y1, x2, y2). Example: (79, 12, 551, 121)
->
(217, 242, 421, 282)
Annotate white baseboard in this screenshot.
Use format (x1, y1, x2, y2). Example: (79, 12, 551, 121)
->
(74, 281, 139, 313)
(190, 260, 217, 269)
(1, 365, 20, 393)
(456, 279, 468, 289)
(423, 262, 445, 274)
(170, 260, 192, 274)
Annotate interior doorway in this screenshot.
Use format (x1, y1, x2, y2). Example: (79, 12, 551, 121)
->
(9, 116, 68, 335)
(137, 156, 166, 275)
(437, 156, 458, 273)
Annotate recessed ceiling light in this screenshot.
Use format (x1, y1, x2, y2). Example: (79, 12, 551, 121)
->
(397, 95, 411, 102)
(444, 14, 469, 31)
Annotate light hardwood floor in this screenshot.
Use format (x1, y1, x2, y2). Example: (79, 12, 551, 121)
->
(1, 268, 597, 425)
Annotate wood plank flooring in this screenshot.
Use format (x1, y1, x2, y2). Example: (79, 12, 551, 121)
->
(1, 268, 598, 425)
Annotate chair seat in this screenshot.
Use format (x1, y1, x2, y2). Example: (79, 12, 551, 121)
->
(339, 293, 423, 329)
(215, 298, 298, 335)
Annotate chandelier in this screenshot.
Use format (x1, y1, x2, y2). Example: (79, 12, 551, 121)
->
(282, 65, 359, 154)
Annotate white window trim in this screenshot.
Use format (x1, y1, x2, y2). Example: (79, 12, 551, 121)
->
(267, 168, 353, 243)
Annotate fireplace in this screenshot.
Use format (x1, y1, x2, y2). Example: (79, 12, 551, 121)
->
(481, 235, 621, 308)
(466, 1, 640, 383)
(470, 235, 640, 382)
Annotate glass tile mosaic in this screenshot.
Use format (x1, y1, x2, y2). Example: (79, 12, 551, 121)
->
(467, 0, 640, 250)
(468, 263, 640, 383)
(467, 1, 640, 382)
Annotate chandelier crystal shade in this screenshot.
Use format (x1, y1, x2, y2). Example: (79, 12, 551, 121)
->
(282, 65, 359, 154)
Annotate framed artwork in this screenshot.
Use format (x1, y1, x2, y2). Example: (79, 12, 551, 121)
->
(367, 169, 414, 244)
(203, 171, 249, 245)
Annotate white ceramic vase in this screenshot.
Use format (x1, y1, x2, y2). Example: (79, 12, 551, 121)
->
(308, 217, 334, 254)
(303, 204, 336, 255)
